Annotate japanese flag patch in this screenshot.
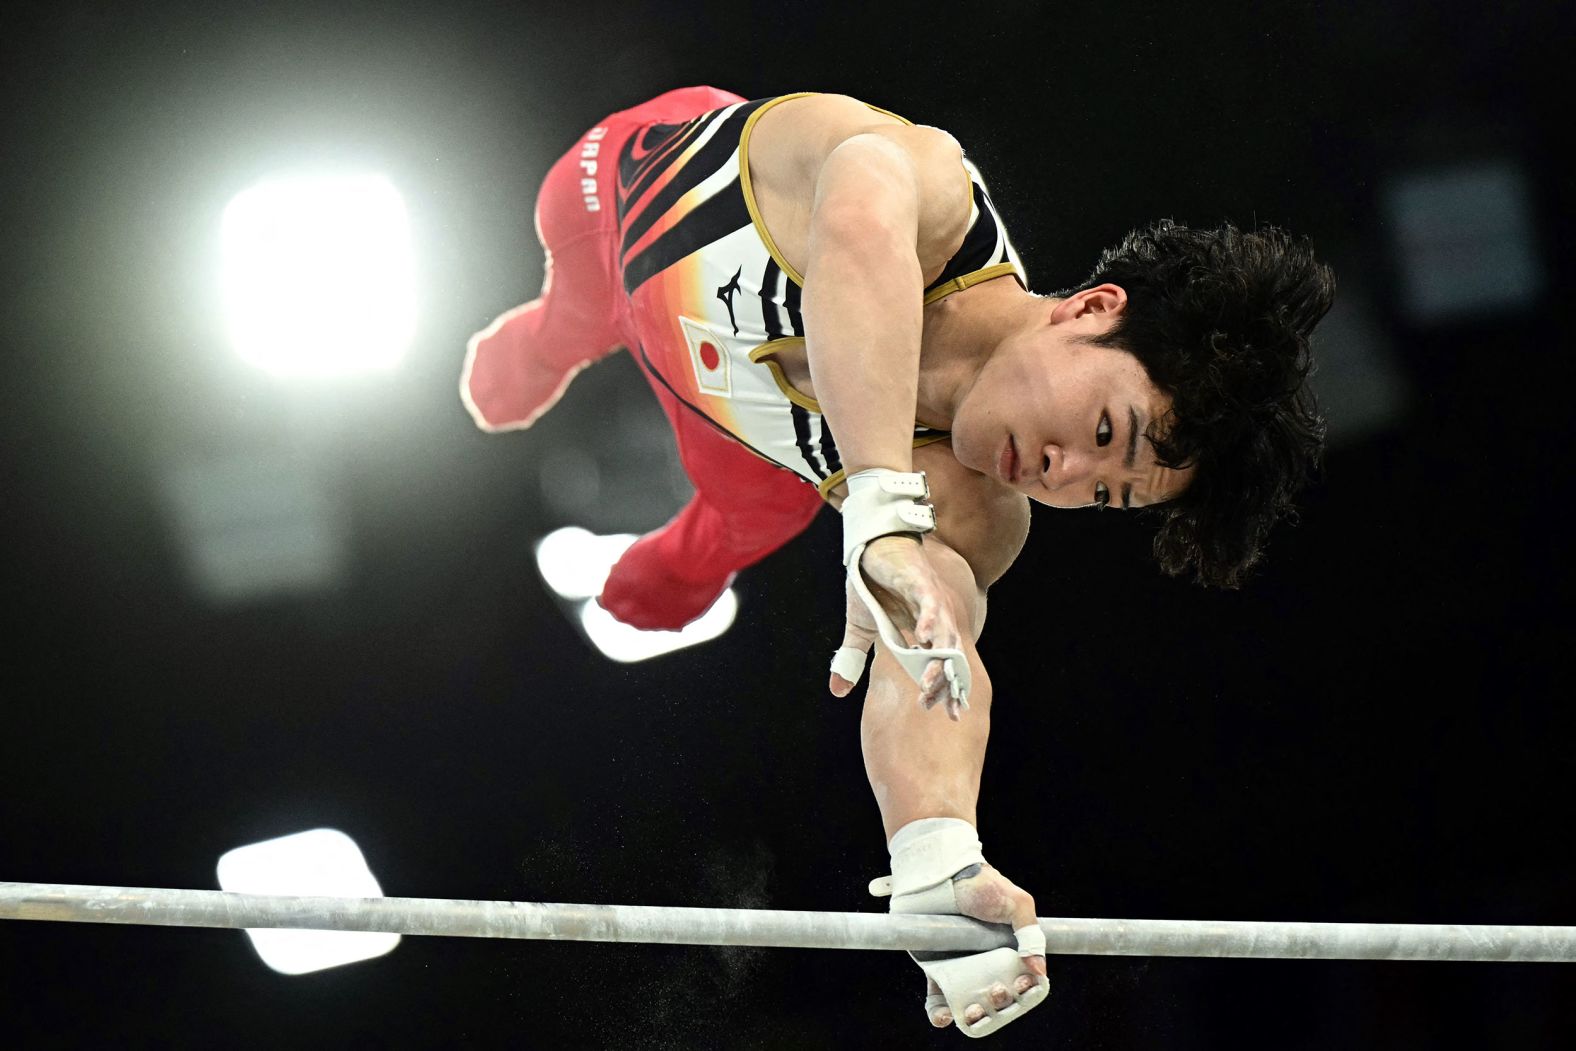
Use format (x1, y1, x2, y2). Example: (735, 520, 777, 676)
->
(679, 315, 732, 396)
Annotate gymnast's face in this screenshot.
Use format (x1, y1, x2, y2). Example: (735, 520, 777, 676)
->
(950, 285, 1193, 509)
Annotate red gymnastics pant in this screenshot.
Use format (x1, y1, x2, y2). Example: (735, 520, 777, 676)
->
(463, 87, 825, 630)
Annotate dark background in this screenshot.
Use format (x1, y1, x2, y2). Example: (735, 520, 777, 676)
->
(2, 1, 1572, 1047)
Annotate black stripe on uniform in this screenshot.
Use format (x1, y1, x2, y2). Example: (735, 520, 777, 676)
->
(783, 276, 804, 336)
(619, 102, 762, 262)
(622, 120, 691, 186)
(978, 190, 1015, 266)
(922, 183, 996, 295)
(817, 418, 842, 477)
(618, 113, 719, 222)
(622, 181, 751, 295)
(641, 120, 686, 151)
(618, 120, 699, 223)
(760, 258, 784, 340)
(790, 404, 828, 479)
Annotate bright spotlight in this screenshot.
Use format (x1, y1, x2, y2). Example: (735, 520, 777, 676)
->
(579, 587, 738, 662)
(534, 526, 637, 600)
(221, 174, 416, 376)
(533, 526, 739, 660)
(216, 828, 399, 975)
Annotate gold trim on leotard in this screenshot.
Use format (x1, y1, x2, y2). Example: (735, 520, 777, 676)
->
(748, 338, 820, 411)
(817, 432, 952, 501)
(922, 261, 1020, 306)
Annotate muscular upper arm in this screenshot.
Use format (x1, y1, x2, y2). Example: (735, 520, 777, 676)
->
(750, 94, 972, 276)
(811, 123, 971, 274)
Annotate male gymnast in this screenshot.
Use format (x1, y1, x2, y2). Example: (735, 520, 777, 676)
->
(461, 86, 1332, 1037)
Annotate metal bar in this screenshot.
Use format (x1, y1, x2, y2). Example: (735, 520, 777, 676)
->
(3, 882, 1572, 962)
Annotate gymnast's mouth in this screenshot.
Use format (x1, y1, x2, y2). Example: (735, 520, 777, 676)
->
(997, 435, 1018, 485)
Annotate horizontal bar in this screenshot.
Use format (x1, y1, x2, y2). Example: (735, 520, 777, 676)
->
(3, 882, 1573, 962)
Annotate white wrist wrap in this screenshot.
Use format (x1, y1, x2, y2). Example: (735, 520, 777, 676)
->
(883, 817, 986, 900)
(840, 469, 935, 566)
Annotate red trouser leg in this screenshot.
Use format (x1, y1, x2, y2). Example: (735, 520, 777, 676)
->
(460, 120, 627, 431)
(459, 239, 621, 432)
(459, 86, 821, 629)
(460, 86, 752, 431)
(591, 88, 825, 630)
(599, 362, 825, 630)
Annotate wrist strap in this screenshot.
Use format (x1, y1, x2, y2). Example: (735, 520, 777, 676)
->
(884, 817, 986, 897)
(840, 469, 936, 566)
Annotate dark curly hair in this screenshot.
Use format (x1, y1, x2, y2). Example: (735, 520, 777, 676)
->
(1056, 220, 1335, 588)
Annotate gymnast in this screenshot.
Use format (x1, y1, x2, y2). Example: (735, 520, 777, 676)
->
(461, 86, 1333, 1037)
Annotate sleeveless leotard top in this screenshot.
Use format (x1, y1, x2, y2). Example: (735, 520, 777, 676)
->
(615, 92, 1027, 499)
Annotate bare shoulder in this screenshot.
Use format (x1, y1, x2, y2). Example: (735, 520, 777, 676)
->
(749, 95, 969, 273)
(914, 441, 1030, 591)
(750, 94, 898, 175)
(750, 93, 959, 182)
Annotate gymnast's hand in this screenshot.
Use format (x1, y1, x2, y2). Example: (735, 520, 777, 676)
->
(920, 862, 1049, 1031)
(830, 535, 967, 718)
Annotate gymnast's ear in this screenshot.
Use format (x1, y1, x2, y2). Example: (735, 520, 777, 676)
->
(1048, 283, 1127, 325)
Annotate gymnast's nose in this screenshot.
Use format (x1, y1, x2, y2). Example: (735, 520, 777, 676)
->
(1039, 444, 1092, 492)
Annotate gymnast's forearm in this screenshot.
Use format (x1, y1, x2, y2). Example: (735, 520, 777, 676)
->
(860, 642, 991, 842)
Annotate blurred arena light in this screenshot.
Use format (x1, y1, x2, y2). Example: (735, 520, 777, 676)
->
(221, 173, 416, 375)
(159, 449, 347, 604)
(216, 828, 399, 975)
(1306, 273, 1409, 446)
(534, 526, 737, 661)
(579, 587, 738, 663)
(534, 526, 637, 600)
(1383, 158, 1543, 324)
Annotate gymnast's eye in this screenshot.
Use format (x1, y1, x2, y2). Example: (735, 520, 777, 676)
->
(1096, 411, 1112, 447)
(1094, 481, 1110, 510)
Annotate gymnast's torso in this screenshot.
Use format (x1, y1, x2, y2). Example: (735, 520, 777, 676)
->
(613, 92, 1029, 503)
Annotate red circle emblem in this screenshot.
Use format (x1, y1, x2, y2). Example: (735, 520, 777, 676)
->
(699, 341, 720, 371)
